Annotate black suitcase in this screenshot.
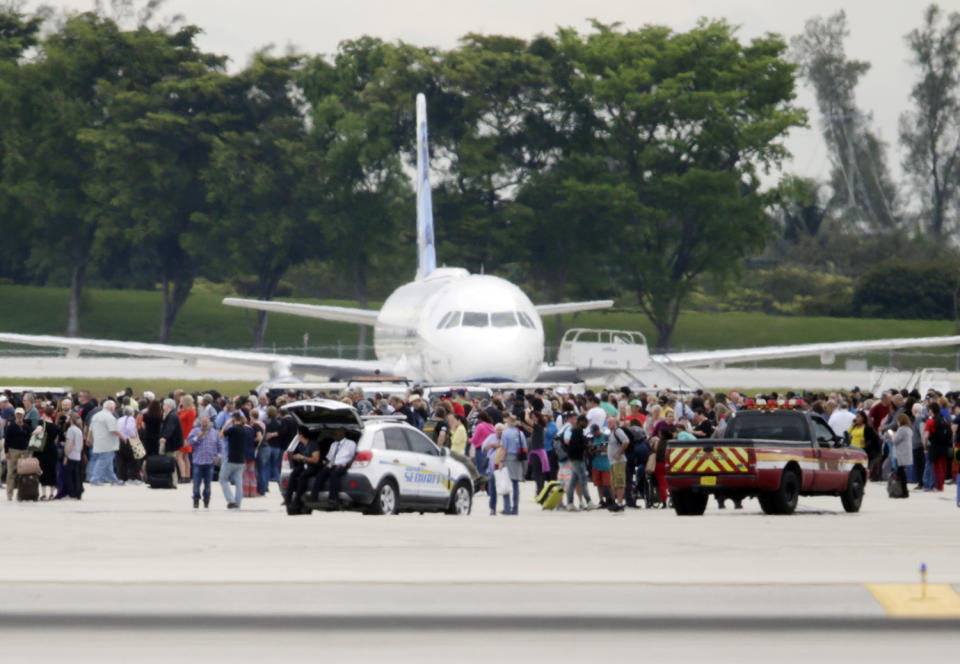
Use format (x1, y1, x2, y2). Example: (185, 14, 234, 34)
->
(17, 474, 40, 502)
(145, 455, 177, 489)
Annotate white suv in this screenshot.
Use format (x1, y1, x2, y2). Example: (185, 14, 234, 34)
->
(280, 399, 474, 516)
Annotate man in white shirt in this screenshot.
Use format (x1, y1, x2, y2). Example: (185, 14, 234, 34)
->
(308, 427, 357, 506)
(827, 400, 856, 438)
(586, 396, 607, 432)
(87, 401, 125, 486)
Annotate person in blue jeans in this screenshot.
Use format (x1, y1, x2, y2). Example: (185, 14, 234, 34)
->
(218, 412, 247, 509)
(188, 416, 219, 509)
(501, 416, 527, 515)
(482, 424, 504, 515)
(262, 407, 286, 488)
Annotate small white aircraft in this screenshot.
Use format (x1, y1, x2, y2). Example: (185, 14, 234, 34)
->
(2, 94, 960, 384)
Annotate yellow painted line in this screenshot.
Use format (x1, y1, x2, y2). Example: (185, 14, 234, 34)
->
(866, 584, 960, 617)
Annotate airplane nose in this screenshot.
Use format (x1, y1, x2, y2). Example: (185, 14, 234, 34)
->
(436, 329, 542, 382)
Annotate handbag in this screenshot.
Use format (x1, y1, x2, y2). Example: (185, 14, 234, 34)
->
(886, 474, 905, 499)
(494, 466, 512, 495)
(17, 456, 41, 475)
(28, 427, 47, 453)
(517, 447, 528, 462)
(128, 434, 147, 460)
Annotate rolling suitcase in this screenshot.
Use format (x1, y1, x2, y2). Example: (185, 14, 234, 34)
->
(17, 474, 40, 502)
(145, 455, 177, 489)
(534, 480, 564, 510)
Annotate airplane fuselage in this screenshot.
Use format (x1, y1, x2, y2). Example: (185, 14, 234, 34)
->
(374, 268, 544, 382)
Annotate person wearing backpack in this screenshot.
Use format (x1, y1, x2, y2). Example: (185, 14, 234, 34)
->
(561, 415, 594, 511)
(925, 398, 952, 491)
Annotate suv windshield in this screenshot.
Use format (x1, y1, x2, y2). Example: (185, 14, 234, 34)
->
(725, 413, 808, 442)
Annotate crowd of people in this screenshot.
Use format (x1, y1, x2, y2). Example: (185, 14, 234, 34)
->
(1, 382, 958, 511)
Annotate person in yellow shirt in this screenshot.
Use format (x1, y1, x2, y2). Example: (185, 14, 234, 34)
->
(448, 413, 468, 456)
(848, 411, 867, 449)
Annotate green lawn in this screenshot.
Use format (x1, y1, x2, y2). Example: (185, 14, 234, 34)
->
(0, 376, 256, 399)
(0, 284, 957, 356)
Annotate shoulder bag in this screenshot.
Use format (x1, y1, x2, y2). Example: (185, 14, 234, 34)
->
(28, 427, 47, 453)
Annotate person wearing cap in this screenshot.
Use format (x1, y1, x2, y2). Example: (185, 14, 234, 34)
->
(4, 408, 31, 500)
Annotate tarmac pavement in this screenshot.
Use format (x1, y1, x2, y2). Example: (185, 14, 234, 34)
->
(2, 479, 959, 662)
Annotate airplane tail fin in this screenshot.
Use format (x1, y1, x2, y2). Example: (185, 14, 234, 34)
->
(415, 93, 437, 281)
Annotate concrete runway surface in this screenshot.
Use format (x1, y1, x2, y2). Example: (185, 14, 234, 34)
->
(7, 355, 959, 389)
(2, 479, 959, 662)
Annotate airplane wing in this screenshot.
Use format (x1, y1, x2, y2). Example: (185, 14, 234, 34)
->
(652, 335, 960, 369)
(535, 300, 614, 317)
(0, 333, 391, 379)
(221, 298, 380, 326)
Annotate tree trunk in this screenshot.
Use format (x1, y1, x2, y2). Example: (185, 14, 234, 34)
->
(254, 311, 269, 351)
(353, 254, 369, 360)
(653, 320, 674, 354)
(67, 260, 87, 337)
(253, 276, 280, 350)
(159, 273, 194, 343)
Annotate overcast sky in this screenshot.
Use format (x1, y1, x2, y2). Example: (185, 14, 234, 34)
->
(45, 0, 945, 186)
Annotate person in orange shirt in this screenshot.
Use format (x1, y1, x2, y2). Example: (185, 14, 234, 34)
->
(177, 394, 197, 481)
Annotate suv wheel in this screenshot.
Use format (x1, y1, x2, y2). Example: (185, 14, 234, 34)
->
(447, 481, 472, 515)
(370, 479, 399, 515)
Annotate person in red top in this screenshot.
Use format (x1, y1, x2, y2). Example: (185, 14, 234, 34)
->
(621, 400, 646, 426)
(177, 394, 197, 481)
(868, 392, 892, 431)
(442, 394, 465, 418)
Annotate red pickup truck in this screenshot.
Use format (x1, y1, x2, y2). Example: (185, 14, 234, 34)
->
(665, 410, 869, 516)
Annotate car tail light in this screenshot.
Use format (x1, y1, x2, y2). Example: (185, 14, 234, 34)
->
(353, 450, 372, 468)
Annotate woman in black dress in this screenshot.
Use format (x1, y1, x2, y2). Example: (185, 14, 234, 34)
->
(36, 405, 62, 501)
(140, 399, 163, 457)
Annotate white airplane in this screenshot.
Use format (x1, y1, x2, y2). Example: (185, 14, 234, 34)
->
(3, 94, 960, 384)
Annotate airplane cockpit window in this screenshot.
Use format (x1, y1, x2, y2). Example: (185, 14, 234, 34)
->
(462, 312, 489, 327)
(436, 312, 453, 329)
(517, 312, 535, 329)
(491, 312, 517, 328)
(443, 312, 462, 329)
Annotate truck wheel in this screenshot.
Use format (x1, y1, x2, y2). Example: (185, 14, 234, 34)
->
(840, 469, 865, 513)
(673, 490, 708, 516)
(757, 492, 778, 515)
(772, 469, 800, 515)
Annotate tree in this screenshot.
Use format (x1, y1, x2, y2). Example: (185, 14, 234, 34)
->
(900, 4, 960, 234)
(429, 34, 556, 272)
(543, 21, 805, 350)
(194, 53, 323, 348)
(6, 12, 136, 336)
(0, 6, 43, 285)
(299, 38, 416, 356)
(79, 22, 233, 342)
(792, 11, 900, 229)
